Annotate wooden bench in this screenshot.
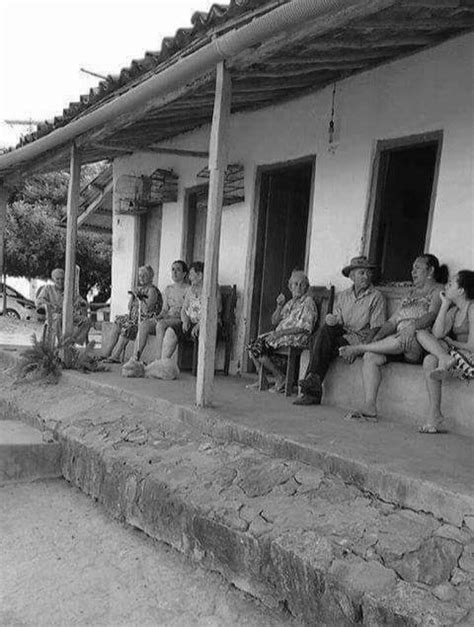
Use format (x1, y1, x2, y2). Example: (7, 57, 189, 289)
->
(258, 285, 335, 396)
(177, 284, 238, 376)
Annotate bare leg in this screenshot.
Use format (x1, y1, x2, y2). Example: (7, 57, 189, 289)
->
(416, 330, 455, 373)
(101, 324, 121, 358)
(418, 353, 445, 433)
(260, 356, 285, 390)
(339, 335, 404, 359)
(162, 328, 178, 360)
(133, 319, 155, 359)
(154, 320, 168, 360)
(245, 355, 265, 390)
(110, 335, 129, 362)
(360, 352, 387, 417)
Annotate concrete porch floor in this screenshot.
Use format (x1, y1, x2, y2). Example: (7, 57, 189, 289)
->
(3, 342, 470, 528)
(2, 345, 474, 625)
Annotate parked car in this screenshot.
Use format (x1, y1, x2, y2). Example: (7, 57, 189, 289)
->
(0, 283, 36, 320)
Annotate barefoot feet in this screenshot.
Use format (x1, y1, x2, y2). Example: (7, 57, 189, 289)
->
(339, 346, 363, 361)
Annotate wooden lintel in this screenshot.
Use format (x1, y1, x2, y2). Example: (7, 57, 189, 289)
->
(196, 61, 231, 408)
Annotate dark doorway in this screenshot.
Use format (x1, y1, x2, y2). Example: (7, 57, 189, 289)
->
(250, 160, 313, 342)
(369, 139, 440, 282)
(184, 185, 208, 264)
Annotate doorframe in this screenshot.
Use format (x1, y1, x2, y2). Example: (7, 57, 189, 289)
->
(361, 130, 443, 264)
(241, 154, 316, 373)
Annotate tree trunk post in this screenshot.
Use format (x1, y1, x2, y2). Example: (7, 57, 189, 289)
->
(0, 184, 8, 316)
(196, 62, 231, 407)
(62, 143, 81, 365)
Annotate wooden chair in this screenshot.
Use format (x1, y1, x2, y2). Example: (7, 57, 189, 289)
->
(177, 284, 237, 376)
(258, 285, 335, 396)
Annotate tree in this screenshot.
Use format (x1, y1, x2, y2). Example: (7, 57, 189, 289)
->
(4, 164, 111, 298)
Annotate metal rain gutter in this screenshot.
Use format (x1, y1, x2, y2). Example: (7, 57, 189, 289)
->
(0, 0, 394, 174)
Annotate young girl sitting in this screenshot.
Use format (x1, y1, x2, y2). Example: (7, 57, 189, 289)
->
(416, 270, 474, 433)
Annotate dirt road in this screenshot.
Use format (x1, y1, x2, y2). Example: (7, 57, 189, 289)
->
(0, 479, 294, 626)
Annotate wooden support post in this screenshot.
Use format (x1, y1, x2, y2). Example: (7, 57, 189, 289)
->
(0, 184, 8, 314)
(62, 143, 81, 361)
(196, 62, 231, 407)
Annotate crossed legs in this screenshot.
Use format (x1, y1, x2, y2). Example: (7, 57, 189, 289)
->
(416, 330, 452, 432)
(339, 334, 423, 420)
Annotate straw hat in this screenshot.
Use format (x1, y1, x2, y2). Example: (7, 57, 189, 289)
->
(342, 256, 377, 278)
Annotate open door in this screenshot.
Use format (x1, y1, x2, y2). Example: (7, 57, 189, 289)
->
(250, 160, 313, 343)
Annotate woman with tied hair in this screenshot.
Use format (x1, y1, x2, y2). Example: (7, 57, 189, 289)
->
(102, 265, 162, 363)
(416, 269, 474, 433)
(132, 260, 189, 361)
(159, 261, 221, 360)
(340, 254, 448, 421)
(247, 270, 318, 393)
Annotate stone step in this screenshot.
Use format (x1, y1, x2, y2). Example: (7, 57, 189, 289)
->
(0, 420, 61, 483)
(0, 368, 473, 624)
(57, 415, 473, 626)
(60, 370, 474, 529)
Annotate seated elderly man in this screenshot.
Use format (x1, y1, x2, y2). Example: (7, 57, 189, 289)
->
(294, 256, 386, 406)
(247, 270, 318, 393)
(36, 267, 91, 345)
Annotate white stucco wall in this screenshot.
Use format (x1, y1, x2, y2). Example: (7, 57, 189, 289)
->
(111, 32, 474, 363)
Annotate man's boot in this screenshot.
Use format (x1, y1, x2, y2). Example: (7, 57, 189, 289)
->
(293, 373, 322, 406)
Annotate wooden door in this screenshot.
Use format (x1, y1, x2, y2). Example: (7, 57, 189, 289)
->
(250, 161, 313, 338)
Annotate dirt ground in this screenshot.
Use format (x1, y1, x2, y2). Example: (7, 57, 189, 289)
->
(0, 316, 102, 347)
(0, 479, 295, 627)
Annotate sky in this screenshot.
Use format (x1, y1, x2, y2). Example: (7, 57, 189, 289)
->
(0, 0, 216, 148)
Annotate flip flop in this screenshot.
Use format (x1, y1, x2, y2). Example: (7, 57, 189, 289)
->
(418, 424, 448, 434)
(245, 382, 260, 391)
(268, 381, 285, 394)
(430, 367, 450, 381)
(344, 410, 378, 423)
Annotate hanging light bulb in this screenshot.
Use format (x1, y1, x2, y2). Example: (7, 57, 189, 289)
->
(328, 83, 337, 152)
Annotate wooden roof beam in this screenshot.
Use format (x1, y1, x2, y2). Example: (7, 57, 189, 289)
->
(399, 0, 473, 7)
(264, 50, 396, 64)
(301, 36, 433, 50)
(350, 19, 472, 30)
(97, 142, 209, 158)
(78, 179, 113, 227)
(246, 63, 365, 78)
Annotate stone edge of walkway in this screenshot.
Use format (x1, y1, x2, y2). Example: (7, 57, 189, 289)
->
(59, 368, 474, 529)
(55, 423, 473, 626)
(0, 356, 472, 625)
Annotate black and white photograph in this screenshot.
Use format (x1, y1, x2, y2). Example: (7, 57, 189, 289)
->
(1, 0, 473, 624)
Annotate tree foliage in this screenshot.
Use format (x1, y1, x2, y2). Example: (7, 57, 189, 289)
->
(5, 164, 111, 298)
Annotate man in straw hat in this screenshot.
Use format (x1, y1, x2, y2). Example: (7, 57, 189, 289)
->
(294, 256, 386, 406)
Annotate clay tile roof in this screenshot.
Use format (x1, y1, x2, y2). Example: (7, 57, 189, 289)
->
(12, 0, 265, 149)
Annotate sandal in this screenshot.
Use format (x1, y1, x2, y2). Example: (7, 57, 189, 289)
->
(344, 409, 378, 423)
(245, 382, 260, 391)
(430, 367, 450, 382)
(268, 380, 285, 394)
(418, 424, 448, 434)
(101, 356, 121, 364)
